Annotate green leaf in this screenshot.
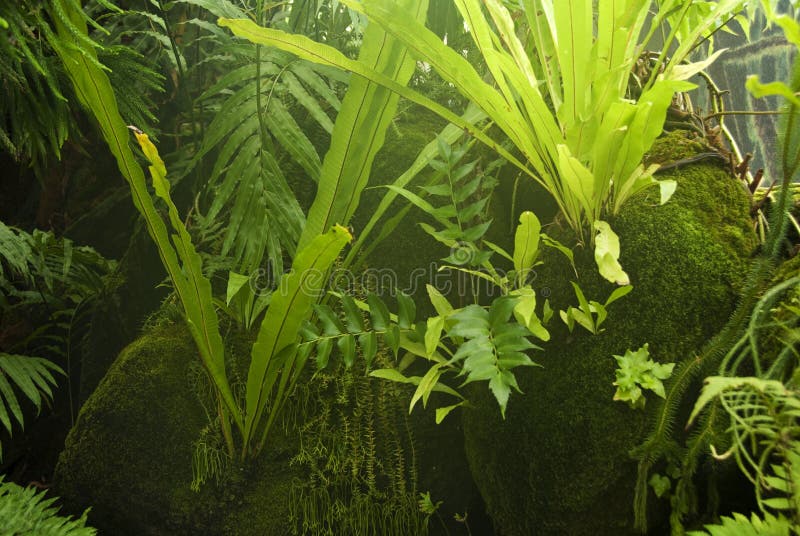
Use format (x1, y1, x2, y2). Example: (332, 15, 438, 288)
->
(449, 305, 490, 339)
(593, 220, 630, 285)
(776, 14, 800, 47)
(425, 316, 445, 357)
(605, 284, 633, 307)
(649, 474, 671, 498)
(359, 332, 378, 368)
(426, 284, 454, 317)
(746, 76, 800, 106)
(50, 2, 244, 433)
(410, 364, 443, 412)
(513, 211, 541, 285)
(489, 371, 512, 419)
(338, 333, 356, 368)
(315, 304, 345, 335)
(435, 402, 466, 424)
(246, 225, 352, 445)
(370, 368, 412, 383)
(315, 338, 334, 370)
(340, 294, 365, 333)
(397, 292, 416, 329)
(385, 325, 401, 357)
(511, 287, 549, 341)
(367, 293, 391, 330)
(659, 179, 677, 205)
(226, 271, 251, 306)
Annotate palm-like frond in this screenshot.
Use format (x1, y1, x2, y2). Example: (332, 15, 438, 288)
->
(179, 0, 344, 273)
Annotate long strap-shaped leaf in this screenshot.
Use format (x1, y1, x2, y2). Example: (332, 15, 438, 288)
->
(49, 0, 241, 430)
(244, 225, 351, 450)
(295, 0, 428, 250)
(216, 18, 535, 186)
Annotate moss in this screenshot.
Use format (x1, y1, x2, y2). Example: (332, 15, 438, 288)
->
(462, 147, 757, 535)
(54, 321, 299, 535)
(644, 129, 709, 165)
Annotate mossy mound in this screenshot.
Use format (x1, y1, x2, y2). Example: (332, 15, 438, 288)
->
(54, 321, 298, 535)
(462, 141, 758, 535)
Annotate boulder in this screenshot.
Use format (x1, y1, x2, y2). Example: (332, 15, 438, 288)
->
(462, 135, 758, 535)
(54, 321, 297, 535)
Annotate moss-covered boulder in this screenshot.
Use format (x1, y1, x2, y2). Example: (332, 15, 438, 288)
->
(461, 139, 758, 535)
(54, 321, 298, 535)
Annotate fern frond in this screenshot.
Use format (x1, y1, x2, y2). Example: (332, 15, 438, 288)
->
(687, 511, 791, 536)
(100, 45, 164, 133)
(0, 476, 95, 535)
(0, 353, 63, 460)
(184, 32, 341, 272)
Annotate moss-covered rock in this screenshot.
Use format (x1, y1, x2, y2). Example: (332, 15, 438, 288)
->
(54, 321, 298, 535)
(461, 139, 758, 535)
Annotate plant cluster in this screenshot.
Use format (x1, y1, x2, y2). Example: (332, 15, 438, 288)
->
(3, 0, 799, 534)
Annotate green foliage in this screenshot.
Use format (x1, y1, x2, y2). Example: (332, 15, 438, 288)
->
(417, 491, 441, 516)
(0, 0, 71, 171)
(304, 292, 409, 370)
(593, 221, 630, 286)
(612, 344, 675, 410)
(132, 129, 243, 441)
(689, 376, 800, 521)
(0, 221, 113, 434)
(217, 271, 270, 331)
(388, 136, 499, 268)
(447, 298, 540, 418)
(632, 7, 800, 529)
(367, 212, 558, 420)
(0, 221, 114, 309)
(287, 360, 427, 535)
(233, 0, 747, 283)
(0, 476, 95, 535)
(190, 425, 230, 492)
(0, 353, 63, 461)
(186, 0, 341, 272)
(0, 0, 162, 175)
(687, 512, 792, 536)
(559, 282, 632, 335)
(244, 225, 351, 455)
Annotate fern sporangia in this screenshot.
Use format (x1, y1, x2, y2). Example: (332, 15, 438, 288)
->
(632, 54, 800, 531)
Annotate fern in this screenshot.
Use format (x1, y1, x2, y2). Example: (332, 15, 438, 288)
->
(688, 377, 800, 522)
(387, 136, 499, 270)
(687, 512, 792, 536)
(0, 476, 95, 536)
(0, 0, 164, 176)
(287, 358, 426, 536)
(0, 353, 63, 461)
(180, 0, 342, 274)
(0, 222, 113, 428)
(0, 1, 72, 172)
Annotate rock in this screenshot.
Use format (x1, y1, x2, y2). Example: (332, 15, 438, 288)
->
(54, 321, 298, 535)
(461, 138, 758, 535)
